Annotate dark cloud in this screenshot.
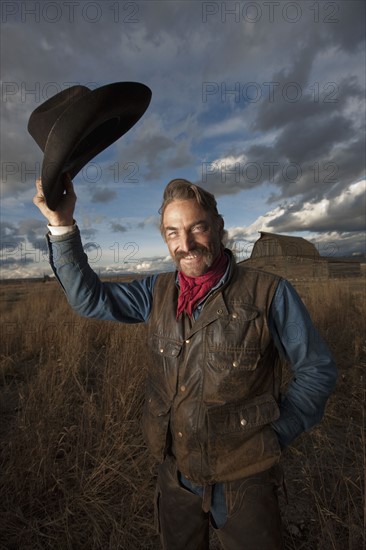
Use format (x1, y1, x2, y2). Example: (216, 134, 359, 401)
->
(1, 221, 21, 244)
(110, 223, 128, 233)
(0, 222, 25, 274)
(116, 119, 195, 181)
(0, 256, 34, 267)
(273, 113, 353, 171)
(325, 1, 366, 53)
(0, 219, 45, 250)
(197, 67, 364, 202)
(80, 228, 97, 240)
(137, 216, 160, 230)
(314, 233, 366, 258)
(19, 220, 47, 254)
(253, 75, 363, 134)
(270, 206, 364, 234)
(0, 219, 47, 272)
(90, 188, 118, 203)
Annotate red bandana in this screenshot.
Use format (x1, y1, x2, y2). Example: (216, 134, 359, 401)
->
(176, 249, 228, 319)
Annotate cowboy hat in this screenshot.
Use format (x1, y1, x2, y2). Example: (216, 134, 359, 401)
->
(28, 82, 152, 210)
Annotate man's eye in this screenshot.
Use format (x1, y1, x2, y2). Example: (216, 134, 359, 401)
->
(167, 230, 177, 238)
(193, 224, 206, 233)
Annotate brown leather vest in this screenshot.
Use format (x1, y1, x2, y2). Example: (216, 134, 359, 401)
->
(143, 254, 283, 484)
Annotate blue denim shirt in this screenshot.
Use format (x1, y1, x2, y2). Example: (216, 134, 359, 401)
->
(47, 227, 337, 450)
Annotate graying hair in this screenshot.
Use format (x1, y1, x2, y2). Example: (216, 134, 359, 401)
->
(159, 179, 223, 236)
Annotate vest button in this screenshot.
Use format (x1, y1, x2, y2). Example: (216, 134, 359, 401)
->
(231, 312, 238, 319)
(159, 348, 164, 353)
(217, 309, 223, 315)
(232, 360, 239, 368)
(240, 418, 247, 427)
(185, 339, 190, 344)
(177, 431, 183, 438)
(180, 385, 186, 392)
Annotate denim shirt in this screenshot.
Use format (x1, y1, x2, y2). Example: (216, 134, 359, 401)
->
(47, 227, 337, 450)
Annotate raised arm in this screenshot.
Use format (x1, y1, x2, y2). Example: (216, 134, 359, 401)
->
(33, 178, 157, 324)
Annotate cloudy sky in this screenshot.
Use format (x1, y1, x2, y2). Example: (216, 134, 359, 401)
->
(1, 0, 365, 278)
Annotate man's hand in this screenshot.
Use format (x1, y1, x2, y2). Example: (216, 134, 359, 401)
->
(33, 175, 76, 226)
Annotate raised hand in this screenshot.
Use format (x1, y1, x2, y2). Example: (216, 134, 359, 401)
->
(33, 174, 76, 226)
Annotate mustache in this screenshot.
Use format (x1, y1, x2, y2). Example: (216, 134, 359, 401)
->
(174, 245, 210, 261)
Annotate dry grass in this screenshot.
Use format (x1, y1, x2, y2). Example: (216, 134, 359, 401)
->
(0, 277, 365, 549)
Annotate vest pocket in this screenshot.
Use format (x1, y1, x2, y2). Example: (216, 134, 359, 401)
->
(206, 393, 280, 435)
(205, 393, 282, 479)
(205, 304, 262, 371)
(206, 345, 262, 371)
(142, 385, 172, 462)
(150, 334, 182, 358)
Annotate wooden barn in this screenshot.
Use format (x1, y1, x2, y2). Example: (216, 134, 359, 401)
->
(240, 232, 361, 280)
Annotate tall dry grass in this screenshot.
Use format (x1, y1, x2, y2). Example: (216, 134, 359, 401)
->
(0, 277, 365, 549)
(279, 279, 365, 550)
(1, 281, 156, 549)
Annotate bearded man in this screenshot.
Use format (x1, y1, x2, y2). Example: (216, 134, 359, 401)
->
(34, 177, 337, 550)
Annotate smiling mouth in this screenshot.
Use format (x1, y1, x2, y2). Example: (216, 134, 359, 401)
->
(181, 253, 201, 260)
(175, 249, 204, 262)
(174, 247, 215, 272)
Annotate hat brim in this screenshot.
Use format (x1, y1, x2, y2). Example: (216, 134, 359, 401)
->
(41, 82, 151, 210)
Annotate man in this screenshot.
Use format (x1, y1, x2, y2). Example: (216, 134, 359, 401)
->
(34, 176, 337, 550)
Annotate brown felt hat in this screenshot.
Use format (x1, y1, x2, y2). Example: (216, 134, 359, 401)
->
(28, 82, 152, 210)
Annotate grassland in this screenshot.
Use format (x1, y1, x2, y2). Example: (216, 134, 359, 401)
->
(0, 276, 365, 549)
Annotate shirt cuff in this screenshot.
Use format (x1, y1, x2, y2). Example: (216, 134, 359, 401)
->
(47, 222, 76, 236)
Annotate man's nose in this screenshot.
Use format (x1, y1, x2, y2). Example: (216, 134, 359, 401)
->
(179, 232, 195, 253)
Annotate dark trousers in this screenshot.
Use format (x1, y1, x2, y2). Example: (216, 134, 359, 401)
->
(155, 456, 284, 550)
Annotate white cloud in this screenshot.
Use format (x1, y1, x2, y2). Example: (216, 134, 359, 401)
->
(269, 180, 365, 232)
(227, 205, 286, 241)
(203, 116, 247, 139)
(136, 261, 152, 271)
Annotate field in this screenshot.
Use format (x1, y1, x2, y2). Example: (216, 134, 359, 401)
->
(0, 276, 365, 549)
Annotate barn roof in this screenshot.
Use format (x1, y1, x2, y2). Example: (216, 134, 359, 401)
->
(251, 231, 320, 259)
